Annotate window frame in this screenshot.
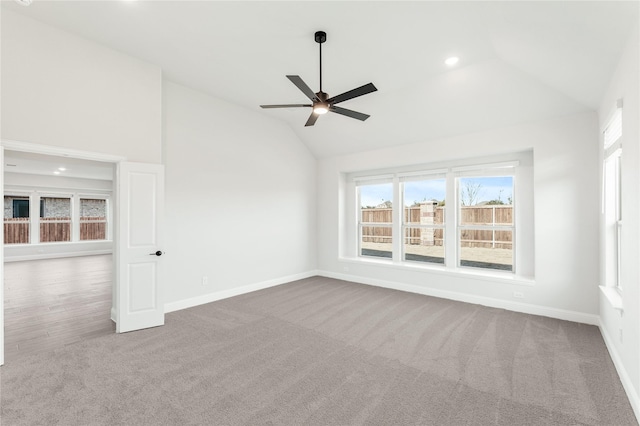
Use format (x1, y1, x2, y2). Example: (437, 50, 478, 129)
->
(455, 172, 515, 273)
(400, 174, 447, 266)
(356, 177, 394, 261)
(348, 155, 531, 279)
(603, 135, 622, 290)
(79, 196, 110, 242)
(39, 195, 73, 243)
(4, 193, 32, 245)
(3, 190, 112, 246)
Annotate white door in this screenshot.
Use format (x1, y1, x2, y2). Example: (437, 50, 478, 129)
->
(116, 162, 165, 333)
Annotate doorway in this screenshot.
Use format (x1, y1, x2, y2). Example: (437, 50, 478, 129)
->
(0, 140, 166, 366)
(3, 149, 116, 362)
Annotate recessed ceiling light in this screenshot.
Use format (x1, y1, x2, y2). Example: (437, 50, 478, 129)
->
(445, 56, 460, 66)
(53, 171, 60, 175)
(58, 167, 67, 171)
(14, 0, 32, 6)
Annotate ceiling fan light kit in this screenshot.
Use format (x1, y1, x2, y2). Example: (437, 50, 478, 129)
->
(260, 31, 377, 127)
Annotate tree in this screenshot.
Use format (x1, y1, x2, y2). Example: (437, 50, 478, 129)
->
(460, 181, 483, 206)
(486, 189, 504, 205)
(485, 199, 504, 205)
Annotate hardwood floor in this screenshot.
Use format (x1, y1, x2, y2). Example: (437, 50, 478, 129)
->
(3, 254, 114, 362)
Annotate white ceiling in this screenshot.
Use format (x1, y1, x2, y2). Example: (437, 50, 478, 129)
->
(4, 150, 114, 181)
(2, 1, 638, 158)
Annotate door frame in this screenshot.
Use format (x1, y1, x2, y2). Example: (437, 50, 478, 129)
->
(0, 139, 127, 366)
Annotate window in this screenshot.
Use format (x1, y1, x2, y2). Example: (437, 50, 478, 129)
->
(40, 197, 72, 243)
(4, 195, 30, 244)
(80, 198, 108, 241)
(401, 176, 446, 264)
(349, 154, 532, 277)
(3, 192, 111, 245)
(358, 180, 393, 259)
(457, 176, 514, 272)
(603, 104, 622, 289)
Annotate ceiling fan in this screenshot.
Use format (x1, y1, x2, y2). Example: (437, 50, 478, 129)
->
(260, 31, 377, 127)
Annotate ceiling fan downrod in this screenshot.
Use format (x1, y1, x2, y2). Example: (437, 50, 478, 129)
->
(315, 31, 326, 94)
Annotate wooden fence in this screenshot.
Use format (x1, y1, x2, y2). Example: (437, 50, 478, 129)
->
(4, 217, 107, 244)
(362, 205, 512, 249)
(4, 218, 29, 245)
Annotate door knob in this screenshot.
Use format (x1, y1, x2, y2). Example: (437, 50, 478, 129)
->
(149, 250, 164, 256)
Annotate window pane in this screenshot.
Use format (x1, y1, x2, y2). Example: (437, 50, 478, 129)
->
(80, 199, 107, 241)
(360, 183, 393, 223)
(460, 229, 513, 271)
(604, 151, 621, 287)
(459, 176, 513, 225)
(4, 196, 30, 244)
(403, 179, 445, 225)
(604, 108, 622, 149)
(41, 197, 71, 243)
(360, 225, 392, 259)
(404, 227, 444, 264)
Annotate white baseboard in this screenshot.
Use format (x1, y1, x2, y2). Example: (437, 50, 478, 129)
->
(110, 307, 116, 323)
(164, 270, 319, 313)
(318, 270, 600, 325)
(599, 319, 640, 423)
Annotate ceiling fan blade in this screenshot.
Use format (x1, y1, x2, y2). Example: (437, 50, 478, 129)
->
(305, 112, 320, 127)
(327, 83, 378, 104)
(287, 75, 320, 102)
(260, 104, 312, 109)
(327, 82, 377, 105)
(330, 106, 370, 121)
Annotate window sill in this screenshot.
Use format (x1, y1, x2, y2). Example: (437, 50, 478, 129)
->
(338, 256, 535, 287)
(599, 285, 623, 312)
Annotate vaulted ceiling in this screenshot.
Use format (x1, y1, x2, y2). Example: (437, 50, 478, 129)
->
(2, 1, 638, 158)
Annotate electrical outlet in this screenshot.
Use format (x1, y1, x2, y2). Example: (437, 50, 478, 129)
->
(513, 291, 524, 299)
(202, 276, 208, 286)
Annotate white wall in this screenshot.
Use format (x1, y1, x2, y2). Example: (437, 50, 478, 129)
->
(162, 81, 317, 307)
(318, 111, 600, 322)
(598, 24, 640, 417)
(0, 10, 162, 163)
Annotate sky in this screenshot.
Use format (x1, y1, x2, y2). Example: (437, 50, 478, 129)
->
(359, 177, 513, 207)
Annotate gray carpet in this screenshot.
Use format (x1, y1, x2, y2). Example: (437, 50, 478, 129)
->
(1, 277, 637, 425)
